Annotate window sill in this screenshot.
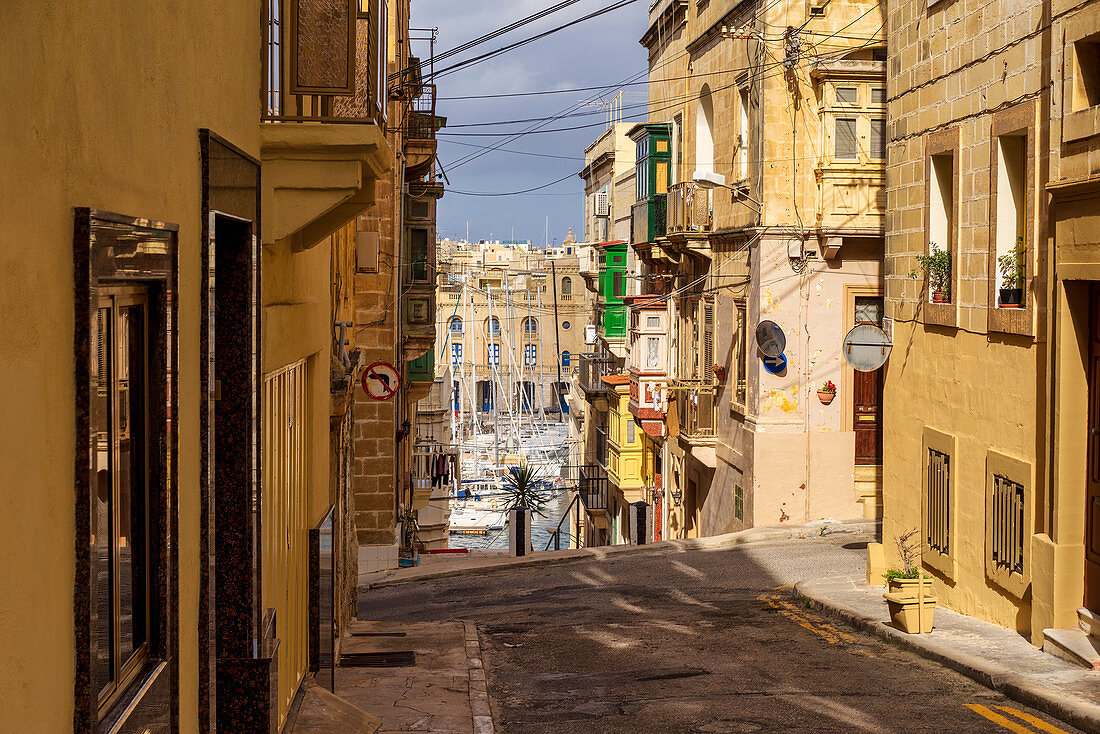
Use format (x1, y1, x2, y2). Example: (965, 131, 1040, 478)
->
(99, 660, 168, 734)
(1064, 105, 1100, 144)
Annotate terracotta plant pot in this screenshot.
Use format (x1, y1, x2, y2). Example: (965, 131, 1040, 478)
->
(884, 592, 937, 633)
(931, 291, 949, 304)
(888, 576, 934, 595)
(817, 389, 835, 405)
(999, 287, 1024, 308)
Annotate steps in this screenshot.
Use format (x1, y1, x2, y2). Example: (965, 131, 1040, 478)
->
(1042, 607, 1100, 670)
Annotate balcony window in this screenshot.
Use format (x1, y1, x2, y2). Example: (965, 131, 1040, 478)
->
(561, 276, 572, 295)
(487, 343, 500, 366)
(449, 316, 463, 333)
(451, 343, 462, 366)
(738, 89, 750, 180)
(562, 350, 571, 367)
(523, 316, 538, 334)
(870, 118, 886, 160)
(837, 86, 858, 105)
(646, 336, 660, 368)
(834, 118, 858, 160)
(487, 316, 500, 334)
(524, 344, 537, 367)
(734, 301, 747, 406)
(408, 228, 430, 282)
(695, 85, 715, 177)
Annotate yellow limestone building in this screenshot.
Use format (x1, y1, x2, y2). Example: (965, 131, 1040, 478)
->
(0, 0, 431, 730)
(883, 0, 1100, 660)
(632, 0, 888, 540)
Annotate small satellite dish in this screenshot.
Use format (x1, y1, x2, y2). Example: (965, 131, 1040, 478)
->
(843, 324, 892, 372)
(762, 352, 787, 375)
(756, 320, 786, 358)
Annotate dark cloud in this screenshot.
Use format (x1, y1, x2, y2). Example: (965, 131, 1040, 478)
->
(411, 0, 647, 245)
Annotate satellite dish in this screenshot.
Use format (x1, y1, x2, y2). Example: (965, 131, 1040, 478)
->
(843, 324, 892, 372)
(756, 320, 786, 358)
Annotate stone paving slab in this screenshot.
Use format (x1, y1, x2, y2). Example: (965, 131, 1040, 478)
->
(359, 519, 878, 589)
(328, 620, 494, 734)
(797, 575, 1100, 734)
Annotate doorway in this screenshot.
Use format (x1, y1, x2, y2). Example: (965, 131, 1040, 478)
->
(853, 297, 884, 466)
(1086, 285, 1100, 611)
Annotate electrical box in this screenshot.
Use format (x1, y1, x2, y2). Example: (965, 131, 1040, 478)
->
(356, 231, 379, 273)
(585, 324, 597, 345)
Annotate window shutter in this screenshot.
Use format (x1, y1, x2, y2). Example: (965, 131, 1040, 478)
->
(613, 272, 624, 299)
(698, 391, 714, 431)
(290, 0, 356, 95)
(837, 86, 858, 105)
(375, 0, 388, 120)
(871, 118, 886, 160)
(702, 299, 714, 381)
(835, 118, 857, 160)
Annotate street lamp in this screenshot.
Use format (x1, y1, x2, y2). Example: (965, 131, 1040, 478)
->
(692, 173, 766, 217)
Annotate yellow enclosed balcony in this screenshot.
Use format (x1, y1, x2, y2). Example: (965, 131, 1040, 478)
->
(260, 0, 392, 250)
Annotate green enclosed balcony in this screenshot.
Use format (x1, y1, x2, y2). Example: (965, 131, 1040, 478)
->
(407, 348, 435, 383)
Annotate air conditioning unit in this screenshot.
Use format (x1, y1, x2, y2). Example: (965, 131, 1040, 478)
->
(585, 324, 597, 345)
(594, 191, 610, 217)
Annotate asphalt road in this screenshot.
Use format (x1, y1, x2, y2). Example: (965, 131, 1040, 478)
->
(359, 534, 1085, 734)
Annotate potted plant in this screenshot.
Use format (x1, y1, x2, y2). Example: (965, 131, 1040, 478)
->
(501, 464, 550, 517)
(997, 237, 1025, 308)
(884, 579, 937, 634)
(909, 243, 952, 304)
(884, 528, 933, 594)
(817, 380, 837, 405)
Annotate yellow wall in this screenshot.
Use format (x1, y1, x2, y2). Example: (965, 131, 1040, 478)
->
(0, 2, 261, 729)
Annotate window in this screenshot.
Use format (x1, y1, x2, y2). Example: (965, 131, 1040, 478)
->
(487, 343, 500, 366)
(864, 117, 885, 161)
(646, 336, 660, 368)
(991, 474, 1025, 575)
(672, 112, 683, 183)
(487, 316, 500, 334)
(733, 301, 747, 406)
(451, 343, 462, 366)
(627, 418, 636, 445)
(92, 289, 153, 712)
(994, 131, 1026, 308)
(524, 344, 537, 367)
(613, 273, 624, 299)
(646, 315, 660, 329)
(871, 87, 886, 105)
(929, 151, 956, 303)
(266, 0, 282, 116)
(452, 381, 460, 411)
(635, 137, 650, 200)
(738, 88, 750, 180)
(449, 316, 463, 333)
(695, 85, 715, 177)
(562, 321, 571, 330)
(408, 227, 429, 282)
(834, 118, 858, 160)
(1073, 32, 1100, 111)
(561, 276, 572, 295)
(523, 316, 538, 334)
(926, 447, 951, 555)
(375, 0, 388, 119)
(837, 86, 858, 105)
(561, 350, 571, 367)
(735, 485, 744, 521)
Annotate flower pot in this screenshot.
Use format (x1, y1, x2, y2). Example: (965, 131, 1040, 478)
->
(888, 576, 934, 595)
(817, 389, 835, 405)
(999, 287, 1024, 308)
(931, 291, 948, 304)
(884, 591, 937, 633)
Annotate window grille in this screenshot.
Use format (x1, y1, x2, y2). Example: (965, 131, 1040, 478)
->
(735, 485, 744, 521)
(991, 475, 1025, 574)
(926, 448, 951, 555)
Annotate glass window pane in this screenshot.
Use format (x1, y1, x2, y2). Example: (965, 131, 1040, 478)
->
(91, 306, 113, 700)
(409, 229, 429, 281)
(855, 296, 884, 326)
(118, 304, 148, 667)
(835, 118, 858, 160)
(871, 88, 886, 104)
(837, 86, 858, 105)
(647, 337, 659, 367)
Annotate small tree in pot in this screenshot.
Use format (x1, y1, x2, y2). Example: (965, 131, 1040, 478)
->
(997, 236, 1025, 308)
(502, 464, 550, 517)
(909, 244, 952, 303)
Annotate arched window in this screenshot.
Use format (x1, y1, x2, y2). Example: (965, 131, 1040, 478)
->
(449, 316, 463, 333)
(695, 85, 715, 177)
(488, 317, 500, 334)
(523, 317, 538, 334)
(561, 350, 571, 367)
(561, 276, 573, 295)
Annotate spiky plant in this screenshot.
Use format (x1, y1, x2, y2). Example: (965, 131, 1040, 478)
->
(501, 464, 550, 517)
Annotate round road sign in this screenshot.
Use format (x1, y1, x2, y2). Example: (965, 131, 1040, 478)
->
(361, 361, 402, 400)
(756, 320, 786, 358)
(762, 352, 788, 375)
(842, 324, 892, 372)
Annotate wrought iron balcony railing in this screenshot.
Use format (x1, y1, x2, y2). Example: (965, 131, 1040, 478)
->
(667, 182, 713, 234)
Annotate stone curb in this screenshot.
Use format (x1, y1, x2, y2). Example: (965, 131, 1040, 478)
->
(360, 519, 878, 589)
(796, 579, 1100, 734)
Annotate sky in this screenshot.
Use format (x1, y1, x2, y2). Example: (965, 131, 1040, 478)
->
(410, 0, 648, 246)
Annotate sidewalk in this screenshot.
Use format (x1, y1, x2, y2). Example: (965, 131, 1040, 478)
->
(797, 575, 1100, 734)
(360, 518, 878, 589)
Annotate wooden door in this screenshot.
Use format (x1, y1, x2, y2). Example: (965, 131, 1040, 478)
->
(854, 297, 884, 465)
(1086, 286, 1100, 612)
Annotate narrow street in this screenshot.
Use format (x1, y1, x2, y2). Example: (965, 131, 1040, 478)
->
(359, 535, 1086, 734)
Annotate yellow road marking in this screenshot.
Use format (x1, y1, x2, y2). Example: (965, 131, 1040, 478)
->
(994, 706, 1075, 734)
(965, 704, 1041, 734)
(758, 592, 853, 645)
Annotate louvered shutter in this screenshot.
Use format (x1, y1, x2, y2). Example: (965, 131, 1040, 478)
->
(871, 118, 886, 160)
(702, 299, 714, 381)
(835, 118, 858, 160)
(698, 391, 714, 431)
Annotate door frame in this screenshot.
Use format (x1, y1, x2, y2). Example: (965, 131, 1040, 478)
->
(842, 285, 885, 437)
